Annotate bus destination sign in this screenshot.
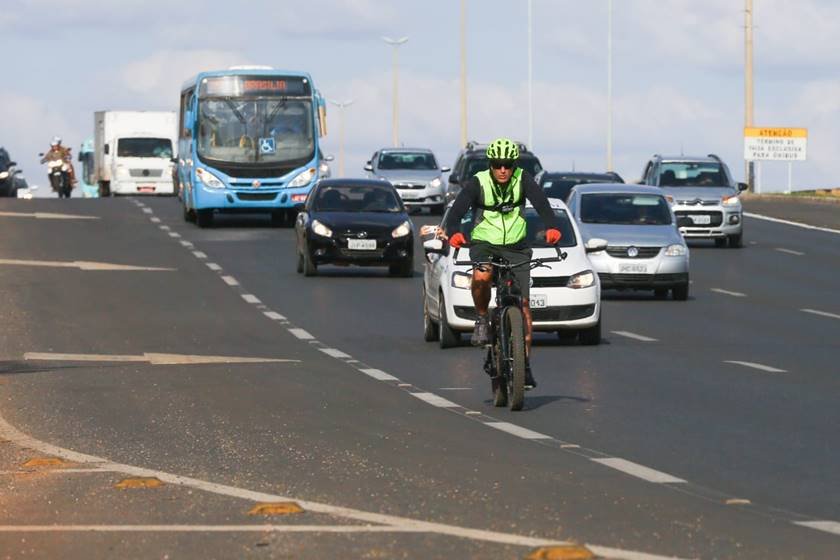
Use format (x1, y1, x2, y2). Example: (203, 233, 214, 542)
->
(201, 76, 310, 97)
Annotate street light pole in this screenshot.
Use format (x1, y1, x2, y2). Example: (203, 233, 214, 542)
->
(606, 0, 614, 172)
(382, 36, 409, 147)
(527, 0, 533, 150)
(328, 99, 354, 177)
(460, 0, 468, 147)
(744, 0, 755, 191)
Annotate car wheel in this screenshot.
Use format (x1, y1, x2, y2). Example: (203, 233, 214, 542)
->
(578, 317, 601, 346)
(303, 248, 318, 277)
(389, 258, 413, 277)
(196, 209, 214, 228)
(438, 293, 460, 349)
(727, 233, 743, 248)
(672, 283, 689, 301)
(422, 287, 439, 342)
(714, 238, 728, 248)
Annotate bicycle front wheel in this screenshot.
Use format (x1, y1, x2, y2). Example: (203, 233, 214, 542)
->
(501, 306, 526, 411)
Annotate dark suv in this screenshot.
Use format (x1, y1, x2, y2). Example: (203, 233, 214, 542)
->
(446, 141, 543, 203)
(0, 148, 21, 197)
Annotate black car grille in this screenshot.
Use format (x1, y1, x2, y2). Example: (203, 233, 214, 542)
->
(236, 192, 277, 201)
(394, 183, 426, 190)
(454, 305, 595, 322)
(599, 273, 688, 285)
(531, 276, 570, 288)
(605, 246, 662, 259)
(675, 210, 723, 227)
(338, 248, 386, 258)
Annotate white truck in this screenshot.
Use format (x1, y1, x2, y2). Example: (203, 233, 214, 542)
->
(93, 111, 177, 196)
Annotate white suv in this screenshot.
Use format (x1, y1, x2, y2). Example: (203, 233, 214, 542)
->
(422, 199, 603, 348)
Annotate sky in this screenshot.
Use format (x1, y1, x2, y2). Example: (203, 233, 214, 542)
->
(2, 0, 838, 194)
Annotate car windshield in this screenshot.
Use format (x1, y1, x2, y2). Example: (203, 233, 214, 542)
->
(580, 193, 672, 225)
(197, 98, 314, 165)
(464, 156, 542, 178)
(450, 207, 577, 248)
(314, 185, 402, 213)
(117, 138, 172, 158)
(541, 175, 617, 201)
(378, 152, 437, 170)
(657, 162, 727, 187)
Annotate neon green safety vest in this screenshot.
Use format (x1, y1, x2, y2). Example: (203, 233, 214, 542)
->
(470, 168, 527, 246)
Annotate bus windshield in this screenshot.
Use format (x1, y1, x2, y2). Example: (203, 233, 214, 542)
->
(197, 97, 314, 165)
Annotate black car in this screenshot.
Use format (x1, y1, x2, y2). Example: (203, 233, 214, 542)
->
(295, 179, 414, 277)
(446, 141, 543, 203)
(0, 147, 21, 197)
(534, 171, 624, 202)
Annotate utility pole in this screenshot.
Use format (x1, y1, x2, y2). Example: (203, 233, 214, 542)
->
(606, 0, 614, 172)
(328, 99, 354, 177)
(382, 36, 409, 147)
(527, 0, 534, 150)
(745, 0, 755, 191)
(460, 0, 468, 147)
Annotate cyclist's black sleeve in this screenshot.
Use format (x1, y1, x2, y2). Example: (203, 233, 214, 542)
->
(522, 172, 560, 229)
(443, 176, 481, 237)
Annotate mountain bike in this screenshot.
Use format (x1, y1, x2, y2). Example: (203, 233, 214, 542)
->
(454, 246, 566, 411)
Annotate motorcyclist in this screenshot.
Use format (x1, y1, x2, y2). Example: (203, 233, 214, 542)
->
(442, 138, 562, 390)
(40, 136, 77, 187)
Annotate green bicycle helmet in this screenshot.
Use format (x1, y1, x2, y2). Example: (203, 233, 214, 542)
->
(485, 138, 520, 160)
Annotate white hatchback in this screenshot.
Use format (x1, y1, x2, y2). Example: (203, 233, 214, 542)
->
(422, 199, 603, 348)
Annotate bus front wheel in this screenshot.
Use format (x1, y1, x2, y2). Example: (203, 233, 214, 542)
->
(196, 209, 214, 228)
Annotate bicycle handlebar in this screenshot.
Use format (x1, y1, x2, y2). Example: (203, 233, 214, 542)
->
(452, 245, 568, 268)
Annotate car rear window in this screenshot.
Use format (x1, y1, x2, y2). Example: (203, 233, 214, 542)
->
(314, 185, 402, 213)
(449, 207, 577, 248)
(580, 193, 672, 225)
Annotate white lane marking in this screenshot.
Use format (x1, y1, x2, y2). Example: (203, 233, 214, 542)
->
(438, 387, 472, 391)
(159, 225, 171, 231)
(0, 468, 115, 475)
(263, 311, 287, 321)
(586, 545, 690, 560)
(221, 275, 239, 286)
(724, 360, 787, 373)
(592, 458, 686, 484)
(288, 328, 314, 340)
(179, 240, 194, 248)
(711, 288, 747, 298)
(0, 211, 99, 220)
(0, 525, 432, 534)
(411, 392, 459, 408)
(359, 368, 399, 381)
(192, 251, 207, 259)
(484, 422, 552, 440)
(168, 232, 181, 238)
(794, 521, 840, 536)
(25, 352, 298, 365)
(611, 331, 658, 342)
(206, 263, 222, 271)
(802, 308, 840, 321)
(320, 348, 351, 359)
(775, 247, 805, 256)
(150, 217, 161, 223)
(0, 259, 174, 272)
(241, 294, 261, 304)
(745, 212, 840, 236)
(142, 208, 152, 214)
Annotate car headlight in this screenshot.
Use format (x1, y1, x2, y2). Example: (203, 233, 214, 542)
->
(451, 271, 472, 289)
(288, 167, 316, 188)
(311, 219, 333, 238)
(665, 243, 687, 257)
(196, 168, 225, 189)
(722, 195, 741, 207)
(391, 220, 411, 238)
(430, 177, 442, 189)
(0, 171, 8, 180)
(567, 270, 596, 289)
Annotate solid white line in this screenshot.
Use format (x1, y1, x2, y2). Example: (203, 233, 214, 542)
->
(263, 311, 287, 321)
(711, 288, 747, 298)
(724, 360, 787, 373)
(206, 263, 221, 271)
(0, 525, 429, 534)
(150, 217, 161, 223)
(288, 328, 314, 340)
(0, 259, 174, 272)
(0, 211, 99, 220)
(793, 520, 840, 536)
(0, 468, 113, 475)
(611, 331, 658, 342)
(438, 387, 472, 391)
(359, 368, 399, 381)
(745, 212, 840, 236)
(24, 352, 298, 366)
(774, 247, 805, 256)
(319, 348, 351, 359)
(221, 276, 239, 286)
(587, 545, 690, 560)
(484, 422, 552, 440)
(241, 294, 261, 304)
(592, 458, 686, 484)
(802, 308, 840, 321)
(411, 392, 459, 408)
(192, 251, 207, 259)
(168, 232, 181, 238)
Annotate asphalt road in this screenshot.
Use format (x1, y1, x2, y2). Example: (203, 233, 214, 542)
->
(0, 196, 838, 559)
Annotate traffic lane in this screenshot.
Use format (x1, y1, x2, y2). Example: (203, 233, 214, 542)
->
(743, 196, 840, 230)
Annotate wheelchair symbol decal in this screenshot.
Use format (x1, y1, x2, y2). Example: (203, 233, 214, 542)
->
(259, 137, 276, 154)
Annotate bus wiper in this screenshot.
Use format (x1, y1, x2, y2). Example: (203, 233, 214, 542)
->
(224, 98, 247, 124)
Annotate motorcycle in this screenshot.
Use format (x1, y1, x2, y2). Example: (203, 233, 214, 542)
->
(40, 152, 73, 198)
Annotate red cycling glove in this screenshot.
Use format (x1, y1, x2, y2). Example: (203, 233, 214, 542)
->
(449, 232, 467, 248)
(545, 229, 562, 244)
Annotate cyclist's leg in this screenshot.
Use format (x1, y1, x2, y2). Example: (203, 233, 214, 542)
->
(469, 243, 493, 345)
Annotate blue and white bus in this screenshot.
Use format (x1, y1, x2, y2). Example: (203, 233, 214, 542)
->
(177, 67, 327, 227)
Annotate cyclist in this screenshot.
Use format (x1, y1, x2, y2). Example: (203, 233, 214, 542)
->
(443, 138, 562, 389)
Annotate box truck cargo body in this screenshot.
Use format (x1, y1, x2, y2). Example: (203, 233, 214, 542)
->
(94, 111, 177, 196)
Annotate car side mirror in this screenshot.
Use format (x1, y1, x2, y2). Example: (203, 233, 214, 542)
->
(364, 163, 373, 172)
(585, 238, 608, 253)
(737, 182, 749, 192)
(324, 154, 335, 162)
(440, 166, 451, 173)
(676, 216, 693, 228)
(423, 239, 448, 255)
(8, 161, 16, 167)
(38, 153, 44, 157)
(449, 175, 459, 184)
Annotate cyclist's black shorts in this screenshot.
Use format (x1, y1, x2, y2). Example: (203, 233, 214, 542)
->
(469, 242, 533, 300)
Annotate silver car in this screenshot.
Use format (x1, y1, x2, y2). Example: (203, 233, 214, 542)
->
(365, 148, 450, 214)
(567, 183, 690, 301)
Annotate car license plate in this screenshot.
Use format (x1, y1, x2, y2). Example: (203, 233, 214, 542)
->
(347, 239, 377, 250)
(138, 185, 156, 193)
(690, 214, 711, 225)
(619, 263, 648, 273)
(529, 294, 547, 308)
(398, 190, 419, 200)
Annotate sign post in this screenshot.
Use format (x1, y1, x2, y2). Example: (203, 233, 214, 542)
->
(743, 127, 807, 194)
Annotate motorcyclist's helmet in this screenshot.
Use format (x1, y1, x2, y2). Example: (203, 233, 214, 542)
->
(485, 138, 519, 161)
(51, 136, 62, 147)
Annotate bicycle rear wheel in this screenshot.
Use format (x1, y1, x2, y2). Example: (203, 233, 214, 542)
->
(491, 346, 508, 407)
(502, 306, 526, 411)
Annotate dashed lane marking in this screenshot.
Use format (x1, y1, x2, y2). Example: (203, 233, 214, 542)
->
(710, 288, 747, 298)
(159, 225, 171, 231)
(319, 348, 352, 359)
(592, 458, 686, 484)
(150, 217, 161, 223)
(0, 259, 174, 272)
(206, 263, 222, 271)
(745, 212, 840, 236)
(192, 251, 207, 259)
(168, 232, 181, 238)
(775, 247, 805, 256)
(142, 208, 152, 214)
(360, 368, 399, 381)
(221, 275, 239, 286)
(484, 422, 552, 440)
(793, 521, 840, 537)
(724, 360, 787, 373)
(263, 311, 287, 321)
(411, 392, 460, 408)
(802, 308, 840, 321)
(611, 331, 658, 342)
(242, 294, 261, 304)
(24, 352, 299, 366)
(438, 387, 472, 391)
(179, 240, 194, 248)
(288, 328, 314, 340)
(0, 211, 99, 220)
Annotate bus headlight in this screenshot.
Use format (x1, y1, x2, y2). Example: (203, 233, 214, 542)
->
(391, 220, 411, 238)
(289, 167, 316, 188)
(451, 271, 472, 289)
(567, 270, 596, 289)
(665, 244, 687, 257)
(196, 168, 225, 189)
(311, 219, 333, 238)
